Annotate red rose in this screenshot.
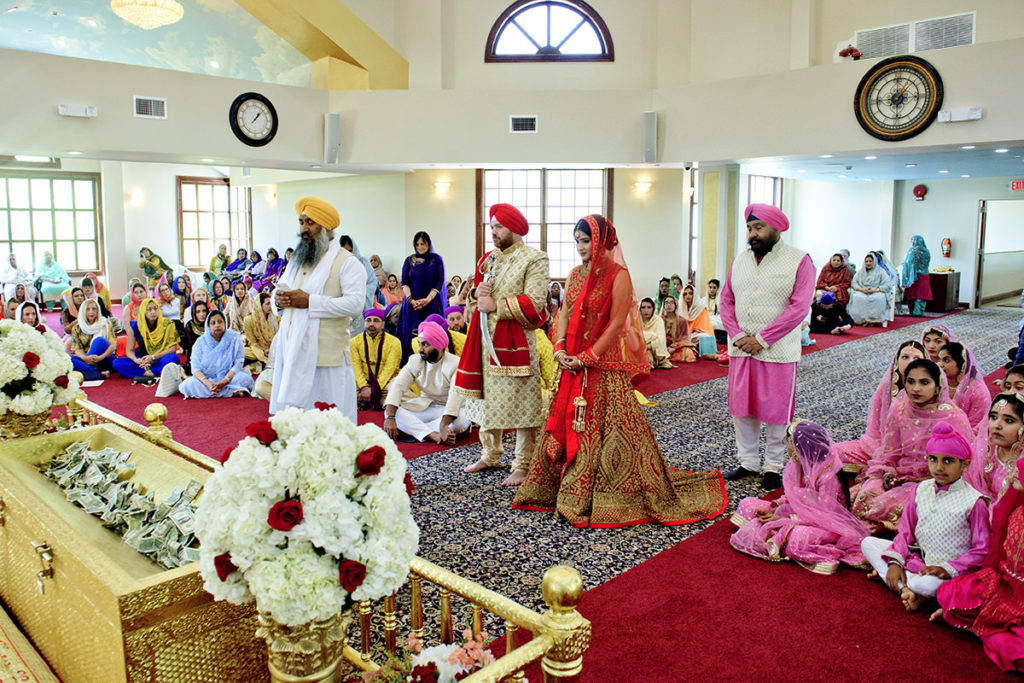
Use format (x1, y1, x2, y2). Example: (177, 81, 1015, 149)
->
(314, 402, 336, 411)
(409, 664, 439, 683)
(222, 447, 234, 463)
(245, 420, 277, 445)
(356, 445, 386, 477)
(214, 553, 237, 581)
(54, 375, 69, 389)
(22, 352, 40, 370)
(268, 499, 303, 531)
(404, 472, 415, 496)
(338, 559, 366, 593)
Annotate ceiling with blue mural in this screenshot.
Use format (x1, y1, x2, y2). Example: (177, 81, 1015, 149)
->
(0, 0, 311, 86)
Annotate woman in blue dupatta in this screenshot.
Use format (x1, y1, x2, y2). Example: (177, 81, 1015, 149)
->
(178, 310, 254, 398)
(847, 252, 894, 324)
(900, 235, 932, 316)
(223, 248, 251, 276)
(397, 231, 446, 360)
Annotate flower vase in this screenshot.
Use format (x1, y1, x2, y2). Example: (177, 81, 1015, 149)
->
(0, 411, 50, 439)
(256, 610, 354, 683)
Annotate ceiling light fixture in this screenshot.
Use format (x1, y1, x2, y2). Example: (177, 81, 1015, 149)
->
(960, 174, 971, 178)
(819, 154, 833, 158)
(995, 148, 1009, 153)
(14, 155, 52, 163)
(797, 169, 806, 173)
(838, 174, 847, 179)
(864, 178, 873, 182)
(433, 181, 452, 195)
(864, 155, 877, 160)
(633, 180, 652, 194)
(905, 163, 917, 168)
(938, 169, 949, 173)
(110, 0, 183, 30)
(66, 151, 82, 156)
(209, 60, 219, 70)
(961, 145, 976, 150)
(85, 18, 97, 27)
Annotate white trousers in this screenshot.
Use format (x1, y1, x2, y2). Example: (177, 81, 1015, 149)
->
(395, 404, 470, 443)
(861, 536, 945, 598)
(479, 427, 538, 472)
(733, 415, 787, 473)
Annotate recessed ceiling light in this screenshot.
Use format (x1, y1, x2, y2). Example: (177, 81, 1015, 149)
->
(960, 174, 971, 178)
(905, 163, 917, 167)
(200, 158, 214, 163)
(864, 155, 877, 160)
(995, 148, 1009, 153)
(797, 169, 806, 173)
(85, 18, 97, 27)
(14, 155, 51, 163)
(938, 169, 949, 173)
(311, 165, 322, 169)
(55, 39, 66, 47)
(838, 174, 847, 178)
(819, 154, 833, 158)
(66, 151, 82, 155)
(209, 60, 220, 69)
(961, 145, 976, 150)
(5, 7, 17, 13)
(864, 178, 873, 182)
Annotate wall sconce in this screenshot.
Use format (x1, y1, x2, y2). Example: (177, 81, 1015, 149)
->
(264, 191, 277, 203)
(433, 181, 451, 195)
(128, 189, 143, 205)
(633, 180, 652, 194)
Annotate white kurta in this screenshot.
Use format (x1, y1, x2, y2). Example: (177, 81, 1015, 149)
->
(270, 250, 366, 422)
(384, 351, 468, 442)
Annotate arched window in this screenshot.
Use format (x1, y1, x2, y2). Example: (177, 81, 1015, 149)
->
(485, 0, 614, 63)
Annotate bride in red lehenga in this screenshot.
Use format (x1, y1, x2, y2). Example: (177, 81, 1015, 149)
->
(512, 215, 727, 528)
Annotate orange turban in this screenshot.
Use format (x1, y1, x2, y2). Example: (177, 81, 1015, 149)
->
(295, 196, 340, 230)
(489, 203, 529, 236)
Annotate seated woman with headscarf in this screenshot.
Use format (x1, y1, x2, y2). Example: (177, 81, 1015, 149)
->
(243, 292, 278, 373)
(901, 235, 932, 316)
(5, 284, 28, 319)
(847, 252, 894, 324)
(816, 253, 853, 305)
(370, 255, 387, 290)
(112, 298, 181, 384)
(60, 287, 85, 336)
(180, 299, 209, 372)
(179, 310, 254, 399)
(210, 280, 228, 311)
(82, 273, 112, 314)
(171, 274, 192, 317)
(639, 297, 672, 369)
(253, 248, 285, 292)
(69, 299, 117, 380)
(660, 295, 695, 363)
(246, 251, 264, 279)
(138, 247, 171, 289)
(15, 301, 48, 334)
(223, 248, 251, 277)
(209, 244, 229, 276)
(2, 253, 36, 302)
(382, 274, 405, 306)
(155, 281, 182, 322)
(680, 283, 717, 358)
(35, 250, 71, 310)
(184, 288, 210, 325)
(224, 281, 253, 333)
(122, 280, 149, 329)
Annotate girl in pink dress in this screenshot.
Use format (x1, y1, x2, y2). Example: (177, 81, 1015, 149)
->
(835, 340, 925, 472)
(965, 393, 1024, 504)
(922, 324, 955, 362)
(850, 358, 973, 531)
(730, 420, 870, 574)
(939, 341, 991, 430)
(935, 454, 1024, 672)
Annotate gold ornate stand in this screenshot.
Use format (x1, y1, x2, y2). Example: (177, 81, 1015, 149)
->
(256, 611, 353, 683)
(0, 411, 50, 439)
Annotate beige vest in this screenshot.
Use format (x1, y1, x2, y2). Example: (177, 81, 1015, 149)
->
(728, 241, 808, 364)
(914, 478, 982, 568)
(285, 248, 353, 367)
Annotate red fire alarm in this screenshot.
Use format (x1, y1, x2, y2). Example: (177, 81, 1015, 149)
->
(913, 184, 928, 201)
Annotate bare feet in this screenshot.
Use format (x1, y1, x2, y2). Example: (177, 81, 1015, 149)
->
(929, 607, 944, 623)
(900, 588, 926, 611)
(502, 470, 527, 486)
(427, 431, 442, 444)
(464, 458, 501, 474)
(866, 570, 881, 582)
(232, 389, 248, 397)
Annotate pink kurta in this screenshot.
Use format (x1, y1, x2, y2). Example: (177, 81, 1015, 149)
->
(721, 255, 815, 425)
(950, 376, 992, 431)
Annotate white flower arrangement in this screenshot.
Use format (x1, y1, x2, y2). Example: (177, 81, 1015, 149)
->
(195, 405, 419, 627)
(0, 319, 79, 416)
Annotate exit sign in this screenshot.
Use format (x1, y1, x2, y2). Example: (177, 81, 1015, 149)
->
(1012, 179, 1024, 191)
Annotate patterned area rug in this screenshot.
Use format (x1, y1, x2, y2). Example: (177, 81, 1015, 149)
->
(406, 309, 1019, 624)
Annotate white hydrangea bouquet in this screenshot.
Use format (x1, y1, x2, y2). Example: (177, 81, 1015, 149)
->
(0, 319, 79, 416)
(195, 403, 419, 627)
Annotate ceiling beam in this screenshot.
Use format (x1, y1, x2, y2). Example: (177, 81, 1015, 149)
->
(234, 0, 408, 90)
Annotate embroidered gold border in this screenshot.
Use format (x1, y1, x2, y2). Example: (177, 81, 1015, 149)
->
(842, 463, 864, 474)
(488, 366, 532, 377)
(505, 296, 534, 329)
(729, 512, 749, 527)
(454, 387, 483, 399)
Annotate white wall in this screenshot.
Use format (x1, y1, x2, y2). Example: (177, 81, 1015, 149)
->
(980, 252, 1024, 302)
(689, 0, 792, 83)
(783, 178, 895, 273)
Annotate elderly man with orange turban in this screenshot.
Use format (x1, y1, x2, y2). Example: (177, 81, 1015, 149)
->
(456, 203, 550, 486)
(270, 196, 367, 422)
(720, 203, 815, 490)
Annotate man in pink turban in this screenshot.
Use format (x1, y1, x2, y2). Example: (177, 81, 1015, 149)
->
(456, 203, 550, 486)
(383, 320, 470, 444)
(720, 203, 815, 490)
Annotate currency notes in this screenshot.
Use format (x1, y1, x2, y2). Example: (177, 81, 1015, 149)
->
(40, 441, 204, 569)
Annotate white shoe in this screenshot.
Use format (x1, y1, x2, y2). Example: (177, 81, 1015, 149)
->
(155, 363, 184, 397)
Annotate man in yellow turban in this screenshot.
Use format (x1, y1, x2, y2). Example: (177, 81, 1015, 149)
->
(270, 196, 367, 422)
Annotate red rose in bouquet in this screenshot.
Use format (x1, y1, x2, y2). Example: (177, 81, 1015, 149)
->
(214, 553, 237, 581)
(22, 352, 40, 370)
(245, 419, 278, 445)
(54, 375, 69, 389)
(356, 445, 386, 477)
(404, 472, 415, 496)
(268, 499, 304, 531)
(338, 559, 366, 592)
(314, 402, 336, 411)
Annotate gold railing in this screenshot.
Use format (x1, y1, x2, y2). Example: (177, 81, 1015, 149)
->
(65, 389, 592, 681)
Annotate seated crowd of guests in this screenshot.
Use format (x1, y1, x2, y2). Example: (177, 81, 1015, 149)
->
(728, 321, 1024, 673)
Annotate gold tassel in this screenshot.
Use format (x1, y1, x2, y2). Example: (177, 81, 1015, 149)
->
(571, 372, 587, 432)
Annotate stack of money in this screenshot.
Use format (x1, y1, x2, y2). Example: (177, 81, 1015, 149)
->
(41, 442, 203, 569)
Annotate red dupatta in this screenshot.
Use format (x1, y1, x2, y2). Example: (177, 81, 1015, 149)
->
(545, 215, 648, 465)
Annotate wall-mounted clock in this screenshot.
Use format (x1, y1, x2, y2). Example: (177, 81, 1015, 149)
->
(229, 92, 278, 147)
(854, 55, 943, 142)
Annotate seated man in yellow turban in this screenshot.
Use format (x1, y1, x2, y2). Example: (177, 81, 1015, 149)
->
(270, 196, 368, 423)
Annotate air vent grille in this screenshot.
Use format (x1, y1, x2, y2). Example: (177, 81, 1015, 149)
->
(133, 96, 167, 119)
(854, 12, 974, 59)
(509, 115, 537, 133)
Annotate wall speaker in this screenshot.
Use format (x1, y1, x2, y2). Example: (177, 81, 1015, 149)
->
(642, 111, 658, 163)
(324, 112, 341, 165)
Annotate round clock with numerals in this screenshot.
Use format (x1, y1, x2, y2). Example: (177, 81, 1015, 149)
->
(229, 92, 278, 147)
(854, 55, 943, 142)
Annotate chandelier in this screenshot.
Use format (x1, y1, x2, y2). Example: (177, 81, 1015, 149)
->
(110, 0, 184, 30)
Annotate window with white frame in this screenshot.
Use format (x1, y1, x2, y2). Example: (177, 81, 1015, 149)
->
(747, 175, 783, 208)
(177, 177, 251, 269)
(479, 169, 609, 279)
(0, 173, 101, 274)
